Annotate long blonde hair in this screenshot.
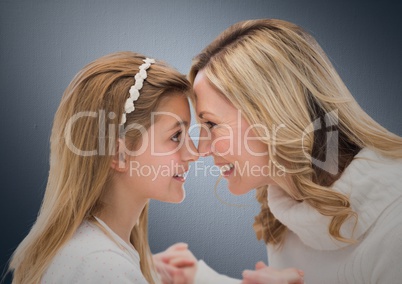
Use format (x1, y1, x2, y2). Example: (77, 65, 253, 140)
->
(189, 19, 402, 246)
(9, 51, 191, 283)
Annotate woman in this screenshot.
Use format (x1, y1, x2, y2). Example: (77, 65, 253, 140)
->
(185, 19, 402, 283)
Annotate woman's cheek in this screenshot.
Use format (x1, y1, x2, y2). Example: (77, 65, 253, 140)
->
(212, 135, 233, 156)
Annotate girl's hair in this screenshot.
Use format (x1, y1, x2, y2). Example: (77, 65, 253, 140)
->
(189, 19, 402, 246)
(9, 51, 191, 283)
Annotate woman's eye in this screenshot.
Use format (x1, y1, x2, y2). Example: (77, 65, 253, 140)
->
(205, 121, 217, 129)
(171, 131, 182, 142)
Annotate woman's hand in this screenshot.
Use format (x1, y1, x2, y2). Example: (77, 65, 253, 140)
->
(153, 242, 198, 284)
(242, 261, 304, 284)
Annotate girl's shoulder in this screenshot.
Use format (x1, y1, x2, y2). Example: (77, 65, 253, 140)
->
(52, 220, 124, 258)
(41, 221, 147, 283)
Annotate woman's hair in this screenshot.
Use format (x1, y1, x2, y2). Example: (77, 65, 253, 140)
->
(9, 51, 191, 283)
(189, 19, 402, 246)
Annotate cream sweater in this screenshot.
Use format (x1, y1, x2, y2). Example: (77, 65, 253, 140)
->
(195, 148, 402, 284)
(42, 217, 148, 283)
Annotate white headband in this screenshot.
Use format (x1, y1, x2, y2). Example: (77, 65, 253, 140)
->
(121, 58, 156, 125)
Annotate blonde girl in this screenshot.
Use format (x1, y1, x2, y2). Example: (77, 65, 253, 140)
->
(9, 51, 198, 283)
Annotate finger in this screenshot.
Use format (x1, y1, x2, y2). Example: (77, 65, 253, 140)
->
(160, 250, 195, 264)
(169, 257, 196, 268)
(242, 270, 256, 280)
(172, 269, 186, 284)
(243, 267, 304, 284)
(255, 261, 267, 270)
(242, 269, 271, 284)
(156, 263, 177, 283)
(166, 242, 188, 252)
(281, 268, 304, 284)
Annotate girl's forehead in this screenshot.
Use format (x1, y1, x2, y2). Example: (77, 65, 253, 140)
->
(152, 95, 191, 124)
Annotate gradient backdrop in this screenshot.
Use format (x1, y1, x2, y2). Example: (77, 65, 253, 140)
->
(1, 0, 401, 282)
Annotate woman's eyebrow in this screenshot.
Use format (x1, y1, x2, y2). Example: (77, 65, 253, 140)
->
(198, 111, 215, 119)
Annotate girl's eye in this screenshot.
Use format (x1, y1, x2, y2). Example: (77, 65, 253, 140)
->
(205, 121, 217, 129)
(171, 131, 182, 142)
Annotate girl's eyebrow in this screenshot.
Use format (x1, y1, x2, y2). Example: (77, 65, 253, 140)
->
(168, 120, 189, 131)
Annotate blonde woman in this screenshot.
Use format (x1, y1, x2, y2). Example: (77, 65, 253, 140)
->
(8, 51, 199, 283)
(172, 19, 402, 283)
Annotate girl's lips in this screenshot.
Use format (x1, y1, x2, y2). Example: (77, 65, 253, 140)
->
(173, 172, 187, 183)
(173, 176, 186, 182)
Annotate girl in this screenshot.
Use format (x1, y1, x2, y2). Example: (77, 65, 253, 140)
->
(9, 51, 198, 283)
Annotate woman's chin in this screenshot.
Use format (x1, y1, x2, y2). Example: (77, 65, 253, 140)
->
(228, 183, 252, 196)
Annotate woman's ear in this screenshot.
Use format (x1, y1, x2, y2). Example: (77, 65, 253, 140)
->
(111, 138, 128, 172)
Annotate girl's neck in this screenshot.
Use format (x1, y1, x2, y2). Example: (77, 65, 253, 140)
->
(97, 203, 146, 246)
(97, 181, 148, 246)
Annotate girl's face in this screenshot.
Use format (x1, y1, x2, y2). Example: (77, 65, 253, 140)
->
(193, 70, 275, 195)
(122, 94, 198, 203)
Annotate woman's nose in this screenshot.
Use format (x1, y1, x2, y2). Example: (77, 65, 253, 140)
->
(183, 135, 199, 162)
(197, 126, 212, 157)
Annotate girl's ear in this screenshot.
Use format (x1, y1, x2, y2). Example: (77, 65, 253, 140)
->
(111, 138, 128, 172)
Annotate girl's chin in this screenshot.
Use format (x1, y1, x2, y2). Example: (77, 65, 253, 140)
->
(164, 197, 185, 204)
(172, 195, 185, 204)
(166, 189, 185, 204)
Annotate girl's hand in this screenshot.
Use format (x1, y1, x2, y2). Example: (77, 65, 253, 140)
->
(242, 261, 304, 284)
(153, 242, 197, 284)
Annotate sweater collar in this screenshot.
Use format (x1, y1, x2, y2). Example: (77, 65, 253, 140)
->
(268, 148, 402, 250)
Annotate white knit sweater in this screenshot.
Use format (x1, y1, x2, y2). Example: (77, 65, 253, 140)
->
(195, 148, 402, 284)
(42, 217, 148, 283)
(268, 148, 402, 284)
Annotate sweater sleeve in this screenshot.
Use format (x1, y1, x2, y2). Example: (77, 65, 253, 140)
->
(73, 250, 148, 283)
(370, 221, 402, 284)
(194, 260, 241, 284)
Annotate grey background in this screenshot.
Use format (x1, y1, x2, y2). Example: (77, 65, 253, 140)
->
(1, 0, 401, 282)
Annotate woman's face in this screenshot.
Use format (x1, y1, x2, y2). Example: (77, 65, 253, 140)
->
(193, 70, 275, 195)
